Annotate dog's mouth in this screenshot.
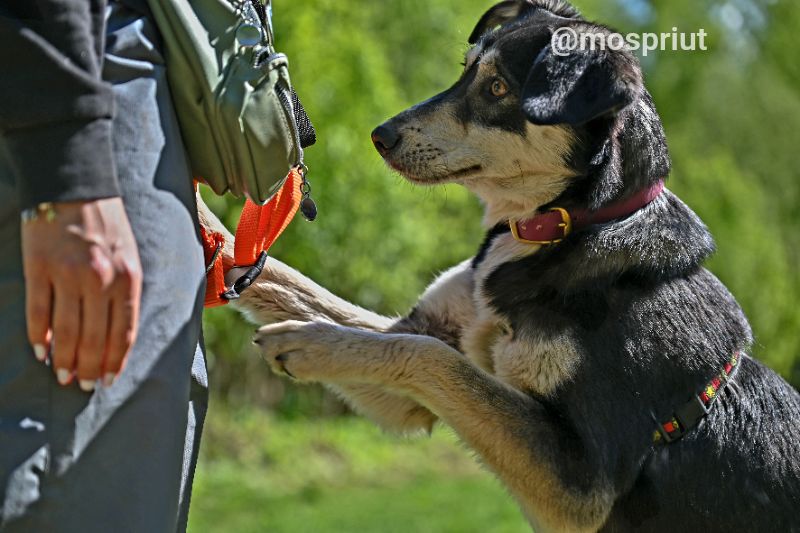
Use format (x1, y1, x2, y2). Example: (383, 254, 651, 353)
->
(387, 160, 483, 185)
(445, 165, 483, 180)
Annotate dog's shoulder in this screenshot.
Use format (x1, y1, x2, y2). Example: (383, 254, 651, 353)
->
(466, 225, 586, 395)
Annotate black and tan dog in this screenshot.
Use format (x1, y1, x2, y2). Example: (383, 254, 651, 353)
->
(200, 0, 800, 530)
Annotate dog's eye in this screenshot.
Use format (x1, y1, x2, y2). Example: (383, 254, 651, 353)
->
(490, 78, 508, 98)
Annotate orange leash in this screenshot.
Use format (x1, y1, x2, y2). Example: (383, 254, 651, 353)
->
(202, 168, 303, 308)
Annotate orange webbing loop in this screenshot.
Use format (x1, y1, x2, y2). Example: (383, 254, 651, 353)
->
(201, 168, 303, 308)
(234, 168, 302, 266)
(202, 229, 228, 308)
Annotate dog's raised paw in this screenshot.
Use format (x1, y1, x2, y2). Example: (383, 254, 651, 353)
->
(253, 320, 336, 381)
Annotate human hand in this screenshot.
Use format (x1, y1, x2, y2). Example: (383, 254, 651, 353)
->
(21, 198, 142, 391)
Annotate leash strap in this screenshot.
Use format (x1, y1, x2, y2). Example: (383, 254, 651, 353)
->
(234, 167, 301, 266)
(652, 352, 742, 444)
(202, 167, 302, 308)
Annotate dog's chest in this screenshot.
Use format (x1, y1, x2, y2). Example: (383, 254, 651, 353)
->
(462, 233, 580, 396)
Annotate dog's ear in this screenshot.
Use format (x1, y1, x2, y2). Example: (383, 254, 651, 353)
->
(521, 37, 643, 126)
(469, 1, 532, 44)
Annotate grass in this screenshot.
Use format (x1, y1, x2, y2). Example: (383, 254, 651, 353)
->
(188, 406, 529, 532)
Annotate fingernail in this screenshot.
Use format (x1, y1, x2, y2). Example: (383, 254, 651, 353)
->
(102, 373, 115, 388)
(33, 344, 47, 362)
(79, 379, 96, 392)
(56, 369, 71, 385)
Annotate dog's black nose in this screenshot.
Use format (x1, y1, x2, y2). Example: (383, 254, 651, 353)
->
(371, 124, 401, 156)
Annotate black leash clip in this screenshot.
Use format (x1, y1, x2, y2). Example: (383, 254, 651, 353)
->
(221, 251, 269, 301)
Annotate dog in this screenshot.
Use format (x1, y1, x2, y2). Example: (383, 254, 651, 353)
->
(199, 1, 800, 530)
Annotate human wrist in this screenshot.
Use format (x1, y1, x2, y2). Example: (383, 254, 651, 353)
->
(20, 202, 58, 224)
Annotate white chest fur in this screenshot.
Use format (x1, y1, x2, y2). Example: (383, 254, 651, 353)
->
(462, 233, 580, 397)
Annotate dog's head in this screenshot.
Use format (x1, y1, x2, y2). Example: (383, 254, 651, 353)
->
(372, 0, 670, 225)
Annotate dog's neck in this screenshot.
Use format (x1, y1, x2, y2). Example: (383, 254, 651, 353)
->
(461, 172, 576, 228)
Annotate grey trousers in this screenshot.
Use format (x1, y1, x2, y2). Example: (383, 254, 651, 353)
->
(0, 3, 208, 532)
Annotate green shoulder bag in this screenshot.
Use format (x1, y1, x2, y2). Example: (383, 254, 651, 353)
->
(146, 0, 315, 203)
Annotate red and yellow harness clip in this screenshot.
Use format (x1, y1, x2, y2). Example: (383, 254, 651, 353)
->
(653, 352, 741, 444)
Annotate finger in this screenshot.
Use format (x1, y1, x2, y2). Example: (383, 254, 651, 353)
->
(51, 285, 80, 385)
(103, 274, 140, 386)
(75, 294, 110, 392)
(24, 277, 53, 362)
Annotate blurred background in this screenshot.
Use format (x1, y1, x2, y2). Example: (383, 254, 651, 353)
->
(190, 0, 800, 530)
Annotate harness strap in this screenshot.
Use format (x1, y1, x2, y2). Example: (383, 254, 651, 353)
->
(652, 351, 742, 444)
(202, 167, 302, 308)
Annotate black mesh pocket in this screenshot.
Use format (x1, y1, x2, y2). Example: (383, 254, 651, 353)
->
(291, 88, 316, 148)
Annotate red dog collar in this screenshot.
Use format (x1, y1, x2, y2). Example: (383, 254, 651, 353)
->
(510, 180, 665, 245)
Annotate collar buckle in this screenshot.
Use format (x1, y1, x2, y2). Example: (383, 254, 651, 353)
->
(510, 207, 573, 245)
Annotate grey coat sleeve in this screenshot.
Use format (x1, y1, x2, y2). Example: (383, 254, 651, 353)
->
(0, 0, 120, 210)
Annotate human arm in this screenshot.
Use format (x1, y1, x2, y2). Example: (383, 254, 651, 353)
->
(1, 1, 142, 390)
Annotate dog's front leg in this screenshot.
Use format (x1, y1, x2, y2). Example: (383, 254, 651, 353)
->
(236, 250, 445, 432)
(236, 261, 440, 432)
(198, 193, 436, 432)
(256, 321, 613, 533)
(197, 191, 392, 329)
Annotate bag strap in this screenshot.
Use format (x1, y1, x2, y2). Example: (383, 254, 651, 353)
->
(234, 167, 301, 265)
(202, 167, 302, 308)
